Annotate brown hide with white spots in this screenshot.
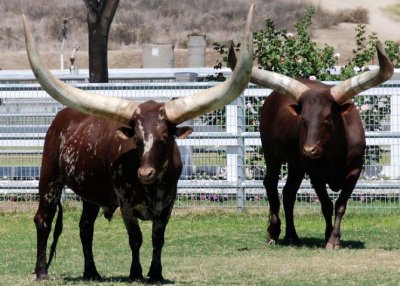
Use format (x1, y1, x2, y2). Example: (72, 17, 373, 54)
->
(26, 5, 254, 282)
(43, 104, 181, 211)
(36, 102, 191, 281)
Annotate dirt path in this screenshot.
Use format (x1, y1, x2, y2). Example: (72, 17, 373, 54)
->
(311, 0, 400, 63)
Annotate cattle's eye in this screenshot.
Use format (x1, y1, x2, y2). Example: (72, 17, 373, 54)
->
(135, 137, 144, 147)
(301, 118, 308, 129)
(160, 133, 169, 143)
(323, 116, 332, 126)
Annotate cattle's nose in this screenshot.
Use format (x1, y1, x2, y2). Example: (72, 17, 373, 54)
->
(303, 145, 318, 157)
(138, 167, 156, 184)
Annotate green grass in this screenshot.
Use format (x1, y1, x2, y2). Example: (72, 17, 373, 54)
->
(0, 154, 41, 166)
(1, 205, 400, 285)
(0, 147, 42, 166)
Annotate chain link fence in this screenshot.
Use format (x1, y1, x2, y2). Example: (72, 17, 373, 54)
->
(1, 72, 400, 211)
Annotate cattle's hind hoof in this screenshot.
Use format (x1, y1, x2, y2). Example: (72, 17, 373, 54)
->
(267, 239, 276, 245)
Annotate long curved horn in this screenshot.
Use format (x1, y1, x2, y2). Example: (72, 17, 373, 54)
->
(330, 41, 394, 104)
(164, 4, 254, 124)
(250, 68, 309, 101)
(23, 14, 138, 126)
(227, 42, 309, 102)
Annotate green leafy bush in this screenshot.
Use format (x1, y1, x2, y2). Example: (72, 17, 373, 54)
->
(252, 7, 337, 80)
(214, 7, 399, 79)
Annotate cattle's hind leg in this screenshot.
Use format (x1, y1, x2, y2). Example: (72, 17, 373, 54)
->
(327, 169, 360, 250)
(34, 180, 63, 280)
(264, 158, 283, 244)
(80, 200, 102, 280)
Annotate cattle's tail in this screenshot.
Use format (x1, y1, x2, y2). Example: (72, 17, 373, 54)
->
(46, 202, 63, 269)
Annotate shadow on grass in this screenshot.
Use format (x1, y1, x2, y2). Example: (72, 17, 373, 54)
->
(63, 276, 175, 285)
(278, 237, 366, 249)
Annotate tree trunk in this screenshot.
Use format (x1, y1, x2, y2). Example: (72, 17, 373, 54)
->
(83, 0, 120, 83)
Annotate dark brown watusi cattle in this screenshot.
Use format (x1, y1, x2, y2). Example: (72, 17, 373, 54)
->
(23, 5, 254, 282)
(228, 41, 393, 249)
(260, 79, 366, 248)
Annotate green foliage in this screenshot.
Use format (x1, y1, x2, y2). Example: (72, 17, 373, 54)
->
(384, 40, 400, 68)
(215, 6, 397, 79)
(253, 7, 337, 80)
(338, 24, 378, 79)
(213, 6, 396, 169)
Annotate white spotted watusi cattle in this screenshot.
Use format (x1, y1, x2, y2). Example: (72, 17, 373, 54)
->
(23, 5, 254, 282)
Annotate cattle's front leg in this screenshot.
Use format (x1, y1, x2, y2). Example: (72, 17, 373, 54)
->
(34, 200, 58, 280)
(120, 209, 144, 281)
(282, 166, 304, 245)
(264, 159, 283, 244)
(34, 179, 63, 280)
(80, 200, 102, 280)
(310, 176, 333, 246)
(327, 169, 360, 250)
(147, 205, 173, 282)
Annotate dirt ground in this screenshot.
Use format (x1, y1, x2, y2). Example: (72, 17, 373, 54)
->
(1, 0, 399, 70)
(311, 0, 400, 63)
(0, 48, 222, 70)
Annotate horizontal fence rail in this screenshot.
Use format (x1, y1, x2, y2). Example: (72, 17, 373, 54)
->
(1, 72, 400, 210)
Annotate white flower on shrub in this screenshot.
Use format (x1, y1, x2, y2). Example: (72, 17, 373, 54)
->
(246, 101, 257, 114)
(360, 104, 371, 112)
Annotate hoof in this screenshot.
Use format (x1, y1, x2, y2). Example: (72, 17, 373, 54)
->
(147, 276, 165, 284)
(83, 271, 102, 281)
(129, 274, 145, 282)
(147, 265, 163, 283)
(267, 239, 276, 246)
(284, 237, 301, 246)
(36, 273, 50, 280)
(326, 242, 341, 250)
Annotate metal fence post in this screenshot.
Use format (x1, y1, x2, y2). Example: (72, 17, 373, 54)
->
(226, 92, 246, 212)
(381, 93, 400, 178)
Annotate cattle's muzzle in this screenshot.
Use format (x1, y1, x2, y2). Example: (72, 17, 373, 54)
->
(302, 144, 322, 159)
(138, 167, 157, 185)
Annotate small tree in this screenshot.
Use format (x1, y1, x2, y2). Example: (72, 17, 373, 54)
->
(83, 0, 120, 83)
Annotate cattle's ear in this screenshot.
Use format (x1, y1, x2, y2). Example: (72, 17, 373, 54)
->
(175, 126, 193, 139)
(340, 102, 355, 116)
(116, 127, 134, 140)
(287, 103, 301, 116)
